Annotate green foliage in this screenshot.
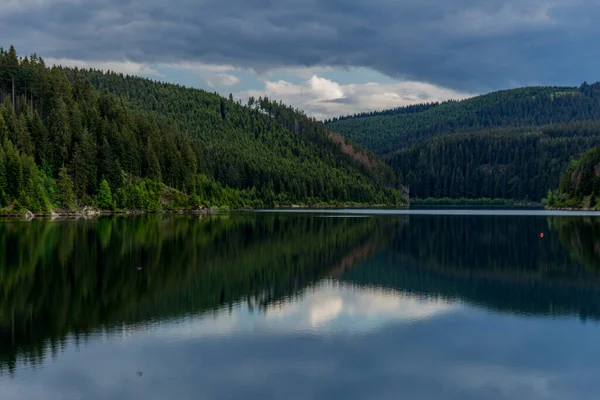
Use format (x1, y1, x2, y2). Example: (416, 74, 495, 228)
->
(96, 178, 113, 209)
(39, 164, 58, 206)
(0, 146, 5, 206)
(548, 145, 600, 209)
(387, 122, 600, 201)
(57, 166, 75, 209)
(114, 178, 163, 211)
(0, 45, 406, 214)
(0, 139, 49, 212)
(62, 61, 406, 206)
(0, 112, 8, 143)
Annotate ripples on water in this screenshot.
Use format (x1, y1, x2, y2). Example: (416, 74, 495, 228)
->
(2, 211, 600, 399)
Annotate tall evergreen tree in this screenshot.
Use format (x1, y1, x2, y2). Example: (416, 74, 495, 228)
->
(96, 178, 113, 209)
(57, 166, 75, 210)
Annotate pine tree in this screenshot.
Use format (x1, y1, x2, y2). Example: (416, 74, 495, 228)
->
(146, 142, 162, 181)
(19, 155, 50, 212)
(6, 45, 19, 111)
(1, 101, 18, 143)
(0, 112, 7, 143)
(0, 145, 6, 206)
(16, 114, 34, 156)
(220, 98, 226, 120)
(28, 111, 48, 164)
(4, 140, 23, 198)
(96, 178, 113, 209)
(69, 128, 96, 200)
(57, 166, 76, 210)
(48, 99, 71, 170)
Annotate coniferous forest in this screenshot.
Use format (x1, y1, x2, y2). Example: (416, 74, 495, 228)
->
(326, 83, 600, 202)
(547, 145, 600, 209)
(3, 43, 600, 209)
(0, 45, 407, 214)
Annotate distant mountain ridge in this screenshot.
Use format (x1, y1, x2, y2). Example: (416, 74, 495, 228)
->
(325, 82, 600, 201)
(326, 84, 600, 153)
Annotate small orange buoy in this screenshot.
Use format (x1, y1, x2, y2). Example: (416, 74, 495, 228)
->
(540, 233, 544, 238)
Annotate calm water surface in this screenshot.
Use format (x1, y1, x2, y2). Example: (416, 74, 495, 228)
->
(2, 210, 600, 399)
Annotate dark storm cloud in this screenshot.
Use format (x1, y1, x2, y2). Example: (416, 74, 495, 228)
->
(1, 0, 599, 91)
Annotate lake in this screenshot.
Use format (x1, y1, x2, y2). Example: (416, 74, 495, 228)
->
(2, 210, 600, 399)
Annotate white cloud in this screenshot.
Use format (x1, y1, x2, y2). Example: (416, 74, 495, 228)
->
(170, 61, 237, 73)
(205, 73, 241, 88)
(236, 74, 473, 120)
(1, 0, 78, 14)
(307, 75, 345, 101)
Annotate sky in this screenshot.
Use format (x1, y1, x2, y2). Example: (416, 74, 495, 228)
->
(2, 0, 599, 119)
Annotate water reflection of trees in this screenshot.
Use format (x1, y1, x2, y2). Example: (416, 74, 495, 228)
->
(4, 213, 600, 375)
(0, 214, 390, 374)
(549, 216, 600, 270)
(339, 215, 600, 321)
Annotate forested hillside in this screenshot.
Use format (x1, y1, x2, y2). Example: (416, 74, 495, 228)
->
(0, 46, 406, 214)
(389, 122, 600, 200)
(326, 84, 600, 153)
(326, 83, 600, 201)
(547, 145, 600, 209)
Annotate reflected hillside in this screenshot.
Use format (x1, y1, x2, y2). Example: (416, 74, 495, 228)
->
(339, 215, 600, 320)
(0, 214, 393, 373)
(549, 216, 600, 270)
(4, 212, 600, 375)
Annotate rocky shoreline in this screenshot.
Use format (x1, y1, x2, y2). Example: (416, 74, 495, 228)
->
(1, 203, 410, 220)
(0, 207, 214, 220)
(544, 206, 600, 211)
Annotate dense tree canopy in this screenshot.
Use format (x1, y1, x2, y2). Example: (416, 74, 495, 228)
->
(388, 122, 600, 201)
(60, 63, 406, 206)
(327, 84, 600, 153)
(0, 45, 407, 213)
(548, 144, 600, 209)
(326, 83, 600, 201)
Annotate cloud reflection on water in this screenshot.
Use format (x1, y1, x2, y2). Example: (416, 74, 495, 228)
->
(144, 281, 459, 341)
(4, 279, 600, 400)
